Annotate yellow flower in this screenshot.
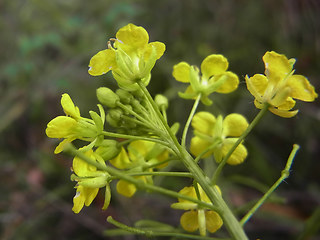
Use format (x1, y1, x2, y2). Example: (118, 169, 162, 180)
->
(172, 54, 239, 105)
(109, 140, 169, 197)
(171, 185, 223, 236)
(88, 23, 166, 90)
(71, 149, 111, 213)
(245, 51, 318, 118)
(190, 112, 248, 165)
(46, 94, 103, 154)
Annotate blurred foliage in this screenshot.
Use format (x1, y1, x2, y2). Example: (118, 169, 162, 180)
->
(0, 0, 319, 239)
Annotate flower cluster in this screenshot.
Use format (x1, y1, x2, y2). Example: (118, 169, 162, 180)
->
(45, 23, 318, 238)
(109, 140, 169, 197)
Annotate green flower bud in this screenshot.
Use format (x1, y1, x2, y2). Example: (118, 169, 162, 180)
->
(155, 94, 169, 110)
(96, 140, 121, 160)
(116, 89, 133, 104)
(109, 108, 123, 120)
(106, 113, 120, 127)
(97, 87, 120, 108)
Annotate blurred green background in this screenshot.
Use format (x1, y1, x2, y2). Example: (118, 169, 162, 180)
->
(1, 0, 319, 239)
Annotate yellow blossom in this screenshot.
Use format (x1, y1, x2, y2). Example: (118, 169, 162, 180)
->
(71, 149, 111, 213)
(109, 140, 169, 197)
(190, 112, 248, 165)
(171, 185, 223, 235)
(245, 51, 318, 118)
(45, 94, 103, 154)
(88, 23, 165, 90)
(172, 54, 239, 105)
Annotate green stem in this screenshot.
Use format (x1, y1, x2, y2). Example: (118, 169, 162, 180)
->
(138, 81, 248, 240)
(240, 144, 300, 226)
(117, 101, 155, 129)
(212, 103, 269, 185)
(64, 144, 218, 211)
(181, 94, 201, 148)
(112, 171, 193, 178)
(106, 216, 230, 240)
(101, 131, 169, 147)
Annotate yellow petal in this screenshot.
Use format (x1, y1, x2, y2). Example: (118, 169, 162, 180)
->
(173, 62, 191, 83)
(83, 187, 99, 207)
(269, 107, 298, 118)
(276, 97, 296, 110)
(128, 140, 153, 161)
(191, 111, 216, 135)
(46, 116, 77, 138)
(180, 211, 199, 232)
(54, 138, 74, 154)
(205, 211, 223, 233)
(178, 186, 197, 201)
(116, 23, 149, 48)
(72, 149, 96, 176)
(116, 179, 137, 197)
(222, 114, 249, 137)
(245, 74, 268, 101)
(88, 49, 116, 76)
(214, 72, 239, 93)
(287, 75, 318, 102)
(61, 93, 81, 118)
(221, 139, 247, 165)
(201, 54, 228, 79)
(109, 147, 131, 169)
(190, 137, 213, 158)
(263, 51, 293, 82)
(72, 187, 85, 214)
(145, 41, 166, 60)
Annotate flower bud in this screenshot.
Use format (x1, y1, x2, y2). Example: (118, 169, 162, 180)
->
(97, 87, 120, 108)
(116, 89, 133, 104)
(96, 140, 121, 160)
(155, 94, 168, 110)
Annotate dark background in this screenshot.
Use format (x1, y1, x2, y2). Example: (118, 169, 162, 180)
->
(1, 0, 319, 239)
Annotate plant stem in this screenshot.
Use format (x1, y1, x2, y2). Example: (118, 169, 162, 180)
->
(240, 144, 300, 226)
(212, 103, 269, 185)
(138, 81, 249, 240)
(106, 216, 230, 240)
(101, 131, 169, 147)
(112, 171, 193, 178)
(181, 94, 201, 148)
